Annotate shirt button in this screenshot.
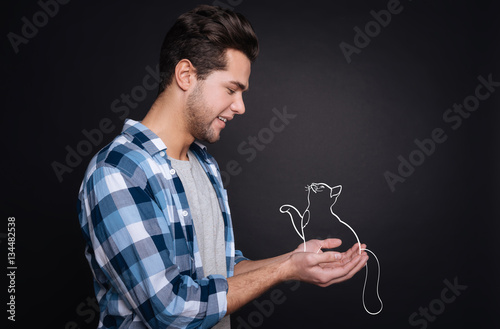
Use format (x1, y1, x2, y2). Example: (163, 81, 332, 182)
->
(170, 169, 176, 175)
(182, 210, 188, 217)
(159, 151, 165, 157)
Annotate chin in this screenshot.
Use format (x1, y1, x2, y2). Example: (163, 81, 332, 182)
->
(205, 136, 220, 144)
(199, 133, 220, 144)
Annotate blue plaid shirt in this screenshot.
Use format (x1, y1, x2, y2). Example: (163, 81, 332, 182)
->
(77, 119, 247, 329)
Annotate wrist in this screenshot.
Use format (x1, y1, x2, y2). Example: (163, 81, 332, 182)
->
(278, 253, 296, 282)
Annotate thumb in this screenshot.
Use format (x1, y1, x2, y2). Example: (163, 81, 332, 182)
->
(318, 238, 342, 250)
(313, 251, 342, 264)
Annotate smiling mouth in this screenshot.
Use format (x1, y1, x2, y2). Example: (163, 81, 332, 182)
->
(218, 116, 227, 123)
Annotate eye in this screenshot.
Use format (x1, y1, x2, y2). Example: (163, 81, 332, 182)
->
(227, 88, 236, 95)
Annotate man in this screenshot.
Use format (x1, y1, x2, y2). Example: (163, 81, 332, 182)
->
(77, 5, 368, 329)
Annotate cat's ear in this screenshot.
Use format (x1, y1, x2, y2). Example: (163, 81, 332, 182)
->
(330, 185, 342, 198)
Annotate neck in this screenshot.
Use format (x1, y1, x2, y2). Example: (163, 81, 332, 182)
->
(141, 90, 193, 160)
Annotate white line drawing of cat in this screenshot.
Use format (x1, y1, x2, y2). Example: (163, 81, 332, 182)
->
(279, 182, 383, 315)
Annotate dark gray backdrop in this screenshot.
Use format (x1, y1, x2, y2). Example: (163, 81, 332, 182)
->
(3, 0, 499, 328)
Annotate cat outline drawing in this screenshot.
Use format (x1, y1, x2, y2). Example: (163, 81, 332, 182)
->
(279, 182, 383, 315)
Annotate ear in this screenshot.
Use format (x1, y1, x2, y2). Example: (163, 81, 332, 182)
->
(174, 59, 197, 91)
(330, 185, 342, 198)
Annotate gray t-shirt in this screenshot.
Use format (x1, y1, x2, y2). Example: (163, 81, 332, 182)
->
(169, 150, 230, 328)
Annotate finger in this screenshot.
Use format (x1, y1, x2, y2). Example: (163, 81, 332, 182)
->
(322, 254, 368, 286)
(343, 253, 368, 275)
(318, 254, 364, 285)
(334, 253, 364, 274)
(304, 239, 322, 249)
(346, 244, 367, 263)
(318, 258, 344, 269)
(351, 242, 365, 253)
(312, 251, 342, 265)
(324, 242, 365, 264)
(339, 254, 368, 282)
(345, 243, 366, 258)
(318, 238, 342, 250)
(338, 243, 359, 262)
(317, 251, 344, 266)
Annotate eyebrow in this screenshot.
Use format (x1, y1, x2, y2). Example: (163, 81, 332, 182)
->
(229, 80, 249, 92)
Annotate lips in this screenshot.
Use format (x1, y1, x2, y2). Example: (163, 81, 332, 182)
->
(218, 116, 227, 123)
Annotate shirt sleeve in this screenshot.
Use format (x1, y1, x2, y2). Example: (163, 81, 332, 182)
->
(234, 250, 249, 265)
(83, 164, 228, 329)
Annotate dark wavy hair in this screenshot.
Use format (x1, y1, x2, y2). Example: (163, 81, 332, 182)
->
(158, 5, 259, 95)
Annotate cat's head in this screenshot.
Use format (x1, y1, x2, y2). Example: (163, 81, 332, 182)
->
(307, 183, 342, 198)
(306, 183, 342, 208)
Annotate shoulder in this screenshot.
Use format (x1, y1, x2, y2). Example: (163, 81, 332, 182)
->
(81, 131, 156, 192)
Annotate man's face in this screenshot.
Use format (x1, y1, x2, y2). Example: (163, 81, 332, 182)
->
(185, 49, 251, 143)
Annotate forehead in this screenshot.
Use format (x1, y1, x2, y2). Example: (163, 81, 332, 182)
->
(207, 49, 251, 88)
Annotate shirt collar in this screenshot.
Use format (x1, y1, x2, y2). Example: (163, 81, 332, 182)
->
(122, 119, 167, 156)
(190, 141, 209, 163)
(121, 119, 209, 162)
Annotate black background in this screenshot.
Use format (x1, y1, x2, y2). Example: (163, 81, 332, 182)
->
(3, 0, 499, 328)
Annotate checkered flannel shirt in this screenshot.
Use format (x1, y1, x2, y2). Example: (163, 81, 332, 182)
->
(77, 119, 247, 328)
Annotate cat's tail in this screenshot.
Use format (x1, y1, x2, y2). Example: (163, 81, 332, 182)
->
(361, 248, 383, 315)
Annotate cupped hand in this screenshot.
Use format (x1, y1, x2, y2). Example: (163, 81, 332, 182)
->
(287, 239, 368, 287)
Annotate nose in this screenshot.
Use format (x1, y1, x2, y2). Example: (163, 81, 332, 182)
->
(231, 93, 245, 115)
